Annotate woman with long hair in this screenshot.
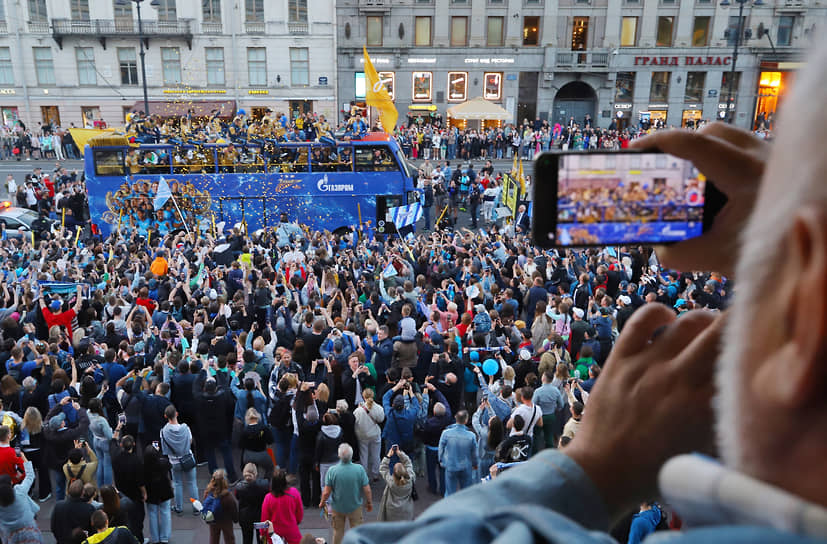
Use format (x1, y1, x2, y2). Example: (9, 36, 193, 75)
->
(204, 469, 239, 544)
(377, 446, 415, 522)
(260, 469, 303, 544)
(238, 408, 274, 477)
(472, 400, 503, 480)
(234, 463, 270, 544)
(353, 389, 384, 482)
(87, 398, 114, 487)
(99, 484, 129, 527)
(0, 376, 21, 416)
(144, 443, 173, 544)
(20, 407, 50, 502)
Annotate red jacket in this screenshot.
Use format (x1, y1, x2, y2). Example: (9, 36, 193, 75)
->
(0, 445, 24, 484)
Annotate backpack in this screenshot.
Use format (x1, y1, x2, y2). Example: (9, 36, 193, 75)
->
(67, 463, 86, 486)
(201, 492, 223, 523)
(268, 393, 294, 432)
(469, 184, 481, 204)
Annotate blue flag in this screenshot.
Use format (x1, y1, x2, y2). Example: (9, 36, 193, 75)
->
(154, 177, 172, 211)
(382, 263, 397, 278)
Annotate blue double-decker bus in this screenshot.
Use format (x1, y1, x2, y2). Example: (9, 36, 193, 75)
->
(84, 133, 420, 238)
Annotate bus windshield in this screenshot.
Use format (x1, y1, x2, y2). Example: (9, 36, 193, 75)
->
(84, 137, 419, 239)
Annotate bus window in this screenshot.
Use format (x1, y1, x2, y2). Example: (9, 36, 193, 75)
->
(94, 149, 125, 176)
(355, 145, 398, 172)
(310, 147, 336, 173)
(407, 191, 421, 205)
(335, 146, 353, 172)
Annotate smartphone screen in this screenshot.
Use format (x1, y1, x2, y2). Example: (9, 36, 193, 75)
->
(532, 151, 726, 248)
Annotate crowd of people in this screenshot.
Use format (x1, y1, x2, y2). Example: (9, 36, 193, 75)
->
(0, 86, 790, 544)
(0, 147, 732, 544)
(0, 123, 80, 162)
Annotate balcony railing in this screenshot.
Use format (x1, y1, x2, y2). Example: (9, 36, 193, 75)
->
(556, 50, 610, 68)
(288, 21, 308, 34)
(245, 21, 265, 34)
(201, 21, 222, 34)
(52, 18, 194, 49)
(28, 20, 50, 33)
(358, 0, 391, 11)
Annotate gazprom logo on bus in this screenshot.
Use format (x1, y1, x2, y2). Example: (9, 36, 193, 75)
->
(317, 174, 353, 192)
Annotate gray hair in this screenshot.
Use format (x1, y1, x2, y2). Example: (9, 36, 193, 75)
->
(338, 443, 353, 462)
(433, 402, 446, 417)
(336, 399, 348, 413)
(22, 377, 36, 392)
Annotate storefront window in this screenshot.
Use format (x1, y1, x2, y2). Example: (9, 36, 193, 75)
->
(412, 71, 432, 102)
(681, 109, 702, 128)
(483, 72, 502, 100)
(378, 71, 394, 100)
(355, 72, 366, 99)
(754, 71, 791, 130)
(1, 107, 18, 127)
(448, 72, 467, 102)
(684, 72, 705, 103)
(650, 72, 670, 103)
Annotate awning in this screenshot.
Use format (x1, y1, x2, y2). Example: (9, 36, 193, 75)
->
(130, 100, 237, 118)
(447, 97, 511, 121)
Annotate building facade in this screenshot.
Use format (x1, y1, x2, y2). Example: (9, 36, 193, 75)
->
(336, 0, 824, 130)
(0, 0, 338, 128)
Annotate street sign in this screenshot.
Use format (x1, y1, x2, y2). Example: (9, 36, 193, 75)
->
(319, 76, 328, 86)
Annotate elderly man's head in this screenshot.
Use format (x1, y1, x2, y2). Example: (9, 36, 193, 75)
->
(715, 38, 827, 508)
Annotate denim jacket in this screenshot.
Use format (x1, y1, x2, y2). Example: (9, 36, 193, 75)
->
(438, 423, 478, 473)
(344, 450, 827, 544)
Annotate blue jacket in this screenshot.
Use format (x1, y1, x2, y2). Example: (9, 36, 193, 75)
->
(628, 505, 661, 544)
(372, 338, 394, 376)
(381, 389, 420, 448)
(476, 373, 512, 423)
(438, 423, 478, 473)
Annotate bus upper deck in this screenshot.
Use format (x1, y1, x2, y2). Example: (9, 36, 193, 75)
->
(84, 135, 421, 238)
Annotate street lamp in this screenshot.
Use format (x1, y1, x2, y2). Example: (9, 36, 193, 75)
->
(720, 0, 763, 124)
(115, 0, 159, 117)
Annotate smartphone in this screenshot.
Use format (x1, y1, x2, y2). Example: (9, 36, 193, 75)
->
(118, 413, 126, 425)
(531, 150, 727, 248)
(253, 522, 269, 530)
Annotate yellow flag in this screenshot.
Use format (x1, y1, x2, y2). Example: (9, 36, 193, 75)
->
(518, 158, 526, 195)
(363, 47, 398, 133)
(511, 155, 518, 177)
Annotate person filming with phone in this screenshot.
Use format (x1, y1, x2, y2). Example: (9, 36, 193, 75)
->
(344, 31, 827, 544)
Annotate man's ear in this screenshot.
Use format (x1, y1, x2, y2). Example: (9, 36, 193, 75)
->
(755, 206, 827, 409)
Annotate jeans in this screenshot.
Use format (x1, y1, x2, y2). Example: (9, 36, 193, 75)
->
(423, 205, 432, 230)
(358, 435, 381, 480)
(94, 440, 113, 487)
(425, 446, 445, 495)
(51, 468, 66, 500)
(469, 203, 479, 229)
(147, 499, 171, 543)
(206, 437, 238, 482)
(273, 428, 299, 475)
(444, 468, 474, 497)
(171, 464, 199, 512)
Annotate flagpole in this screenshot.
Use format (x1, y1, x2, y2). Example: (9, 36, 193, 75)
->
(171, 195, 191, 236)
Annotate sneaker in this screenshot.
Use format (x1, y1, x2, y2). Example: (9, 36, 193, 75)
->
(196, 461, 208, 466)
(192, 508, 200, 516)
(173, 507, 183, 516)
(38, 493, 51, 502)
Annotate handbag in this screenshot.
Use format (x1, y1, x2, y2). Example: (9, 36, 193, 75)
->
(161, 429, 196, 471)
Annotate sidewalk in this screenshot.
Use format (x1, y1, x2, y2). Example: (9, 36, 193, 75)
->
(35, 463, 442, 543)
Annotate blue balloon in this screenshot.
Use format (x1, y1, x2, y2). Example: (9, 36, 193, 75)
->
(469, 351, 480, 362)
(482, 359, 498, 376)
(237, 109, 246, 116)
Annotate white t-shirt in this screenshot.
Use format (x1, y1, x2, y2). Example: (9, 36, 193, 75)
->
(510, 402, 541, 437)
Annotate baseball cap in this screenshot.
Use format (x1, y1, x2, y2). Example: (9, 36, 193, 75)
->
(49, 300, 61, 311)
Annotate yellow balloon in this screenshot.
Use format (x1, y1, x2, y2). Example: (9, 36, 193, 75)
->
(216, 138, 226, 144)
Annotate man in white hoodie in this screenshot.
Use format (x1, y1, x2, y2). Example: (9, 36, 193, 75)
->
(159, 405, 198, 516)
